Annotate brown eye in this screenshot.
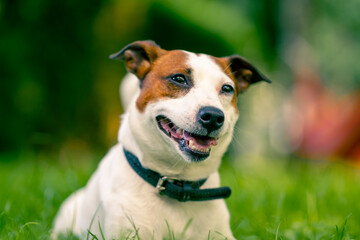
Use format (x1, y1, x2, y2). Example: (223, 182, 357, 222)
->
(221, 84, 234, 94)
(170, 74, 188, 86)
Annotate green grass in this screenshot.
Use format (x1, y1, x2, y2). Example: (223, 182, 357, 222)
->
(0, 150, 359, 239)
(222, 155, 360, 240)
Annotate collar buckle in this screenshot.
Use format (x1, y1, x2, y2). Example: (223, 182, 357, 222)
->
(156, 176, 191, 201)
(156, 176, 168, 192)
(156, 176, 176, 193)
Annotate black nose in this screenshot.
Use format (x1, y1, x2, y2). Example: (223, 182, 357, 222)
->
(197, 106, 225, 133)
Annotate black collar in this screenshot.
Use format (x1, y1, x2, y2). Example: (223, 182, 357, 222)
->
(123, 148, 231, 202)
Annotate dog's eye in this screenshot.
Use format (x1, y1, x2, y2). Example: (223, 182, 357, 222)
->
(221, 84, 234, 94)
(170, 74, 188, 86)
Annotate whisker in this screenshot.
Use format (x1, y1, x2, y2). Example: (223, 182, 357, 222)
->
(168, 157, 182, 171)
(156, 118, 167, 123)
(223, 62, 232, 73)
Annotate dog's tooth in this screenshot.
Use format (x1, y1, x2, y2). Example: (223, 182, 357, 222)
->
(189, 140, 194, 148)
(176, 129, 183, 135)
(200, 147, 210, 153)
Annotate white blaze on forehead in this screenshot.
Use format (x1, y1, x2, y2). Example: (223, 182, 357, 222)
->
(186, 52, 233, 89)
(184, 52, 235, 109)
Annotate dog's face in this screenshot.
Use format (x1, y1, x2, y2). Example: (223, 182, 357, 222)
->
(111, 41, 269, 173)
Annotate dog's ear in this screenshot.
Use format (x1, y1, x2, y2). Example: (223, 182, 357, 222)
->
(223, 55, 271, 93)
(110, 40, 165, 80)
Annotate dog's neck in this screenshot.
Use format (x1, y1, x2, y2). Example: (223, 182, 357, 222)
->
(123, 148, 231, 202)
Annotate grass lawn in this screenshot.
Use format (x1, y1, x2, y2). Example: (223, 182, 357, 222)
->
(0, 150, 359, 239)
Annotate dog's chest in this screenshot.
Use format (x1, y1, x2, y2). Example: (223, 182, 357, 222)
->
(100, 147, 225, 239)
(110, 194, 222, 238)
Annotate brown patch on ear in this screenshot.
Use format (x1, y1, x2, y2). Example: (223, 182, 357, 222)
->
(135, 50, 192, 112)
(237, 69, 252, 92)
(212, 55, 270, 111)
(222, 55, 271, 94)
(110, 40, 166, 80)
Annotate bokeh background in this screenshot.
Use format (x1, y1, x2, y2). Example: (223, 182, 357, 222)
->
(1, 0, 360, 161)
(2, 0, 360, 239)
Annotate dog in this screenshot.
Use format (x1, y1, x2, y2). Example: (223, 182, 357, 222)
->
(52, 40, 270, 240)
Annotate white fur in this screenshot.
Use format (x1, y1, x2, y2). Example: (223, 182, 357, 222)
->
(53, 52, 237, 240)
(120, 73, 140, 111)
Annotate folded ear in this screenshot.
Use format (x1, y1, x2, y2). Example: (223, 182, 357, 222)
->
(110, 40, 165, 80)
(223, 55, 271, 93)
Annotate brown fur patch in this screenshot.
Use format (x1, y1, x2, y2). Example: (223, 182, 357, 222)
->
(136, 51, 192, 112)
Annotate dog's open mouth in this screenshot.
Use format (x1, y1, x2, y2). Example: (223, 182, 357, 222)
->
(156, 115, 218, 161)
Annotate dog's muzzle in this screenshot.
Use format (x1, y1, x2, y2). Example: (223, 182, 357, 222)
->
(156, 115, 219, 161)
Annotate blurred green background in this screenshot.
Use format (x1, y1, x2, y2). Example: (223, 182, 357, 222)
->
(1, 0, 360, 158)
(2, 1, 360, 239)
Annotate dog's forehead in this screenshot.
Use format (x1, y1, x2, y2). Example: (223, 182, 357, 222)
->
(152, 50, 190, 73)
(186, 52, 230, 82)
(153, 50, 230, 81)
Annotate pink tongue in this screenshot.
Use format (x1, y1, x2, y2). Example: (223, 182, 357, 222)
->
(183, 131, 218, 148)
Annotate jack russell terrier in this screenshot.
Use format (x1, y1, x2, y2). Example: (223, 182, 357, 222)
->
(52, 40, 270, 240)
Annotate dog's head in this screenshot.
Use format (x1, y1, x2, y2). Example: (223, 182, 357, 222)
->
(111, 41, 270, 176)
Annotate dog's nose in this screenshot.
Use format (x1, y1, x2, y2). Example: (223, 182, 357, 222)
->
(197, 106, 225, 133)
